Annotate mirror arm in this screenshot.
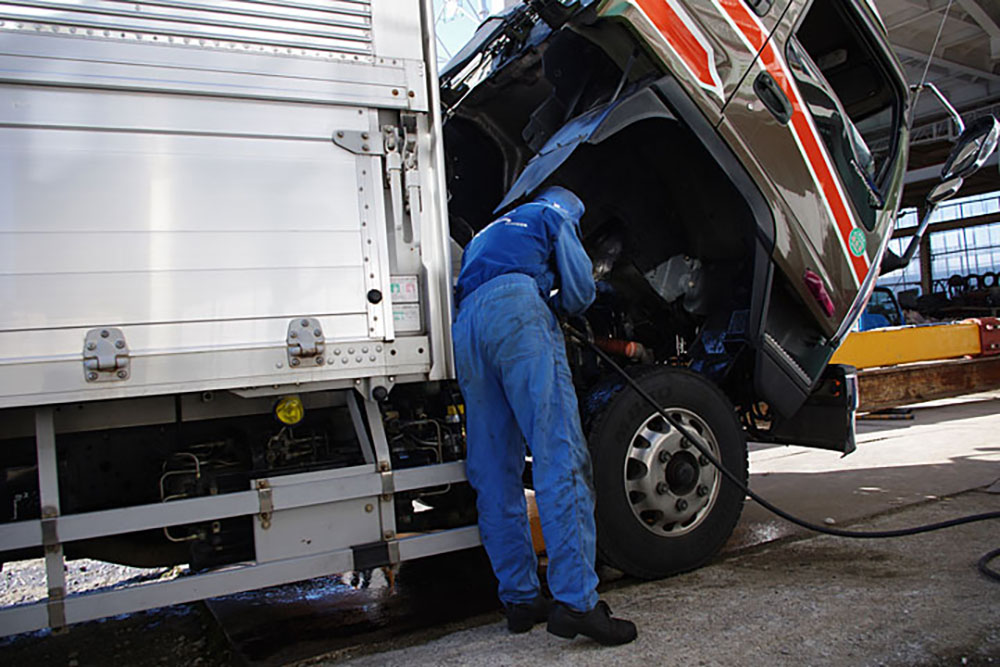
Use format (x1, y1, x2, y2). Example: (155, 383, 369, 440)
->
(882, 203, 941, 275)
(898, 205, 937, 267)
(910, 82, 965, 136)
(880, 248, 905, 275)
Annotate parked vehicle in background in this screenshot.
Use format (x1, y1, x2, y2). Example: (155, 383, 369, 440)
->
(861, 287, 904, 330)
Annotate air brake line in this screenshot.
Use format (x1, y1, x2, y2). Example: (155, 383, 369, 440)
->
(563, 326, 1000, 582)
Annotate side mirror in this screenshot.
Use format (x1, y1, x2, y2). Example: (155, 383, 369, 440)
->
(941, 116, 999, 180)
(927, 176, 964, 205)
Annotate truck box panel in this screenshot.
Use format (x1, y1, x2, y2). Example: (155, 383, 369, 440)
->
(0, 314, 370, 361)
(0, 0, 374, 56)
(0, 129, 365, 233)
(0, 84, 372, 141)
(0, 0, 453, 408)
(0, 231, 363, 274)
(0, 267, 367, 330)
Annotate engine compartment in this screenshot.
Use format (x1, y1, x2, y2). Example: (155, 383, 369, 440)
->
(443, 9, 766, 414)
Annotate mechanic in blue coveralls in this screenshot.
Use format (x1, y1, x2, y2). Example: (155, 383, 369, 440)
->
(452, 186, 637, 646)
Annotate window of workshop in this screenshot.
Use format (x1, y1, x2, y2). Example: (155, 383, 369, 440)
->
(878, 236, 921, 295)
(877, 190, 1000, 300)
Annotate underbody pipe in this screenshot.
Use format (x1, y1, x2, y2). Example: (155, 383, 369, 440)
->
(595, 338, 648, 360)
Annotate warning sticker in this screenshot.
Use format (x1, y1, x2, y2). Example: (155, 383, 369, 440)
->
(390, 276, 420, 303)
(393, 303, 422, 333)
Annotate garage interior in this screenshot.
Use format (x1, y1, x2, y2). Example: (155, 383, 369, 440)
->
(1, 1, 999, 665)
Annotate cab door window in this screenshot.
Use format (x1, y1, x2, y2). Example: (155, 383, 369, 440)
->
(787, 2, 905, 231)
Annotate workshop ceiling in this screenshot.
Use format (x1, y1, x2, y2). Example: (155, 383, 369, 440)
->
(873, 0, 1000, 206)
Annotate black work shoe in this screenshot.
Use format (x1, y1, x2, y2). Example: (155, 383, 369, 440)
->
(547, 600, 638, 646)
(505, 595, 552, 633)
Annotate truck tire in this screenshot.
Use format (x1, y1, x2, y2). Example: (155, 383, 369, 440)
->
(587, 367, 747, 579)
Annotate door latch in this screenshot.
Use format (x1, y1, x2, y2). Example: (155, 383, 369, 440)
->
(256, 480, 273, 530)
(383, 115, 421, 245)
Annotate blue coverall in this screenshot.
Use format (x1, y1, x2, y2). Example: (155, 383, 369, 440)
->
(453, 186, 599, 613)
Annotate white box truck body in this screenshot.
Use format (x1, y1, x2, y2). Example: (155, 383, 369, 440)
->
(0, 0, 473, 635)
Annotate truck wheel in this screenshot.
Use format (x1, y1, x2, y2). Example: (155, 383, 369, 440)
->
(588, 367, 747, 579)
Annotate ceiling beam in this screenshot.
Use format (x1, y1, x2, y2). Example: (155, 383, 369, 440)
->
(892, 43, 1000, 82)
(955, 0, 1000, 40)
(887, 0, 992, 38)
(955, 0, 1000, 59)
(892, 208, 1000, 239)
(904, 152, 999, 185)
(887, 5, 947, 32)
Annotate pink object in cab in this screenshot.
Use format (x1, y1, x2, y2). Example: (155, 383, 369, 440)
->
(803, 269, 835, 317)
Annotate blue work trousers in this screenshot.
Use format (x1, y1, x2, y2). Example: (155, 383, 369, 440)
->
(453, 273, 599, 612)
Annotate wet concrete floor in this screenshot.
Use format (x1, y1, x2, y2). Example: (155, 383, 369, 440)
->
(321, 489, 1000, 667)
(204, 550, 501, 667)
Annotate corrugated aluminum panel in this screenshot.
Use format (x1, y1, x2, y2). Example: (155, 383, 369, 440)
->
(0, 0, 373, 56)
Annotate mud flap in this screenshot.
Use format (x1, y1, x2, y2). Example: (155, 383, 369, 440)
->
(766, 364, 858, 454)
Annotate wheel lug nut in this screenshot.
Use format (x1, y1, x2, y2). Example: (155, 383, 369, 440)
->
(697, 485, 709, 497)
(699, 455, 709, 466)
(656, 482, 669, 495)
(658, 450, 670, 463)
(675, 498, 688, 511)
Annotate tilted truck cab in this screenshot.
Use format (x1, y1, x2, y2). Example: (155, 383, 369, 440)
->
(441, 0, 909, 574)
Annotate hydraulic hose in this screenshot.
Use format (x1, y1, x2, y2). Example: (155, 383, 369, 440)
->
(564, 327, 1000, 581)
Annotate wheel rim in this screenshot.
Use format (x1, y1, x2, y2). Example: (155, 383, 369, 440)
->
(623, 408, 722, 536)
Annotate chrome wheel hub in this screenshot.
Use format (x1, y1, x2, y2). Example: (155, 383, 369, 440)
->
(623, 408, 721, 536)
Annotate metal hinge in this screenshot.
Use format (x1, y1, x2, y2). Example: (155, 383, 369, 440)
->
(332, 129, 383, 155)
(83, 328, 130, 382)
(287, 318, 326, 368)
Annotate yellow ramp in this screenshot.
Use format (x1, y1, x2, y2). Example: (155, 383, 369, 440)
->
(831, 322, 982, 370)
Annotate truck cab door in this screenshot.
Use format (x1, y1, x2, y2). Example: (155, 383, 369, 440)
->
(597, 0, 790, 123)
(717, 0, 908, 386)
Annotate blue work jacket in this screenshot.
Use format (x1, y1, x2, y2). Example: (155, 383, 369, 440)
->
(454, 201, 596, 317)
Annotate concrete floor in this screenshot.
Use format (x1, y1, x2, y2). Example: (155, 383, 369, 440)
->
(734, 390, 1000, 550)
(310, 393, 1000, 666)
(319, 493, 999, 667)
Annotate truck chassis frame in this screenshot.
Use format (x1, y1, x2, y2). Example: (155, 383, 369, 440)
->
(0, 394, 476, 636)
